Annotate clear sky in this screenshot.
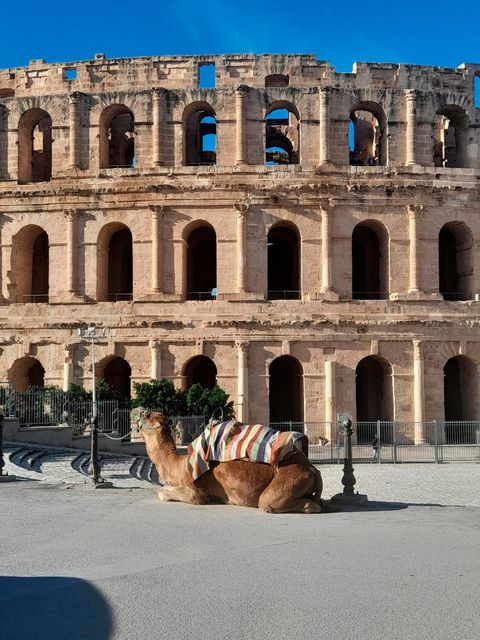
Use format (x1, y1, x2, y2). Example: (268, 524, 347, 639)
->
(0, 0, 479, 71)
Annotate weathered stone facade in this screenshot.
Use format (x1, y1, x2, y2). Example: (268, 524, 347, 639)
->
(1, 53, 480, 437)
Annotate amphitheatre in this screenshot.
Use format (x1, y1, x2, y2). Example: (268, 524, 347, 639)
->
(0, 52, 480, 444)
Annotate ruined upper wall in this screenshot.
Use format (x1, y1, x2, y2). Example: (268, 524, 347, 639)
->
(0, 54, 479, 97)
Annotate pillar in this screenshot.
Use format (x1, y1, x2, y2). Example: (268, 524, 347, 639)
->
(408, 205, 423, 293)
(236, 341, 249, 422)
(152, 88, 165, 167)
(235, 86, 247, 165)
(234, 202, 249, 294)
(318, 87, 330, 165)
(68, 93, 80, 169)
(65, 209, 77, 296)
(320, 204, 334, 293)
(150, 206, 163, 294)
(413, 340, 426, 444)
(63, 344, 75, 391)
(0, 215, 4, 302)
(324, 359, 336, 443)
(150, 340, 161, 380)
(405, 90, 417, 166)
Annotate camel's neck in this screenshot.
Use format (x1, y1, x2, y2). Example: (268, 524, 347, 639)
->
(145, 432, 186, 486)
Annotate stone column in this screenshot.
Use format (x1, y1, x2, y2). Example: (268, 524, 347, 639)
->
(236, 340, 249, 422)
(408, 205, 423, 293)
(63, 344, 75, 391)
(150, 340, 161, 380)
(234, 201, 249, 294)
(69, 93, 80, 169)
(235, 86, 248, 165)
(320, 204, 334, 293)
(413, 340, 426, 444)
(65, 209, 77, 296)
(0, 215, 5, 302)
(324, 359, 336, 443)
(405, 90, 417, 166)
(150, 206, 164, 295)
(152, 88, 165, 167)
(318, 87, 330, 165)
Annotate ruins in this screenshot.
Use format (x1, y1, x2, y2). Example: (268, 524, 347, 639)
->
(0, 53, 480, 441)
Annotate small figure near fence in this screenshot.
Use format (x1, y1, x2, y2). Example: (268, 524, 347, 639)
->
(133, 409, 336, 514)
(372, 435, 379, 462)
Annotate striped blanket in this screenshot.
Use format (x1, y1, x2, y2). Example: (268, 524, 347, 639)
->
(186, 420, 306, 481)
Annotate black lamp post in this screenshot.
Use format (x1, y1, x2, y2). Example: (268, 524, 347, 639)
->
(332, 419, 367, 505)
(0, 413, 16, 482)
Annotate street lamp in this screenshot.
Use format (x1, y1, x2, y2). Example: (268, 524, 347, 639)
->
(78, 324, 112, 488)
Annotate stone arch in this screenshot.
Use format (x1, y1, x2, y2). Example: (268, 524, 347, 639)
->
(183, 355, 217, 389)
(267, 222, 301, 300)
(443, 355, 478, 442)
(269, 355, 304, 423)
(11, 224, 49, 302)
(433, 105, 469, 168)
(355, 355, 393, 439)
(9, 356, 45, 391)
(97, 355, 132, 398)
(438, 221, 473, 300)
(352, 220, 389, 300)
(265, 101, 300, 165)
(97, 223, 133, 302)
(99, 104, 135, 168)
(18, 108, 52, 183)
(349, 101, 386, 166)
(183, 101, 216, 166)
(184, 221, 217, 300)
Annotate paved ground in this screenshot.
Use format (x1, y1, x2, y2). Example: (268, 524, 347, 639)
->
(1, 446, 480, 639)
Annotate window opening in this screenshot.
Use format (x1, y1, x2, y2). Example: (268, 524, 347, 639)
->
(267, 225, 300, 299)
(444, 356, 478, 442)
(186, 225, 217, 300)
(269, 356, 303, 423)
(475, 77, 480, 109)
(198, 63, 216, 88)
(185, 108, 217, 165)
(184, 356, 217, 389)
(65, 68, 77, 80)
(349, 109, 383, 166)
(355, 356, 393, 442)
(265, 106, 299, 165)
(108, 228, 133, 301)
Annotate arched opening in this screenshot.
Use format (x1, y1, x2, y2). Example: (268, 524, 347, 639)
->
(433, 106, 469, 168)
(97, 224, 133, 302)
(444, 356, 478, 443)
(9, 356, 45, 391)
(184, 103, 217, 166)
(355, 356, 393, 442)
(12, 225, 49, 302)
(265, 103, 299, 165)
(265, 74, 289, 88)
(99, 104, 135, 168)
(184, 355, 217, 389)
(99, 356, 132, 399)
(185, 224, 217, 300)
(349, 102, 386, 166)
(352, 221, 389, 300)
(438, 222, 473, 301)
(18, 108, 52, 183)
(267, 224, 300, 299)
(269, 356, 304, 423)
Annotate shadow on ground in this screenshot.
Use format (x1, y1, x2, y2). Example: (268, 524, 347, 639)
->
(0, 576, 113, 640)
(329, 500, 449, 512)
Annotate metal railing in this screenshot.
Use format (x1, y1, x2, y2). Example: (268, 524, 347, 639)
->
(107, 292, 133, 302)
(22, 294, 49, 303)
(186, 291, 217, 301)
(267, 290, 301, 300)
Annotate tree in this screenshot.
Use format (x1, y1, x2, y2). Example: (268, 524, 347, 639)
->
(132, 379, 187, 416)
(185, 383, 234, 420)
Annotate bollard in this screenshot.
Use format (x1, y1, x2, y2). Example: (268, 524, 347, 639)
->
(331, 419, 367, 505)
(0, 413, 16, 482)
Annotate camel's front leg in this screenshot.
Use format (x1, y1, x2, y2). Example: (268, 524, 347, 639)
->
(158, 485, 208, 505)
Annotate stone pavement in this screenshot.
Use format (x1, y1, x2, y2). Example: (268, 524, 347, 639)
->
(3, 442, 480, 506)
(2, 444, 480, 640)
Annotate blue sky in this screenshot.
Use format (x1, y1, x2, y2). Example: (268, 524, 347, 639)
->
(0, 0, 479, 71)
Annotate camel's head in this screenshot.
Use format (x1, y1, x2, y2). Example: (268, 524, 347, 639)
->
(131, 407, 171, 443)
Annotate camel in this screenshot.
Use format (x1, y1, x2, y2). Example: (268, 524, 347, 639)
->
(132, 408, 330, 514)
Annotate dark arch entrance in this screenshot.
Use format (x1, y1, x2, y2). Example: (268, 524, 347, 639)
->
(9, 356, 45, 391)
(186, 225, 217, 300)
(269, 356, 303, 423)
(31, 231, 49, 302)
(108, 228, 133, 301)
(18, 108, 52, 183)
(184, 356, 217, 389)
(184, 104, 217, 166)
(99, 105, 135, 168)
(349, 102, 385, 166)
(444, 356, 477, 443)
(352, 222, 388, 300)
(355, 356, 393, 443)
(438, 223, 473, 301)
(102, 357, 131, 399)
(267, 225, 300, 300)
(28, 360, 45, 387)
